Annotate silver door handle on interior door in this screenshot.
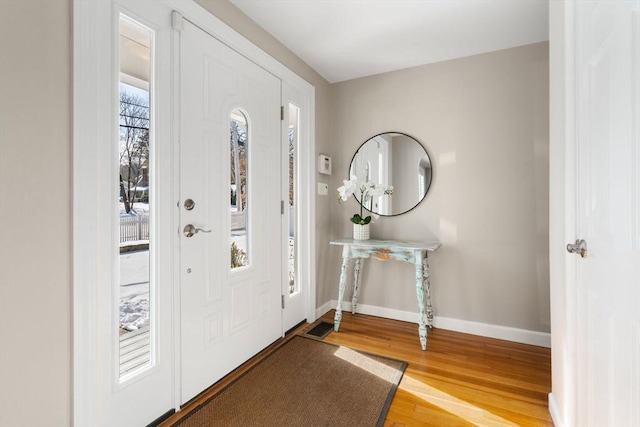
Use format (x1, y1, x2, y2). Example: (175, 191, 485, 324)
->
(183, 224, 212, 238)
(566, 239, 588, 258)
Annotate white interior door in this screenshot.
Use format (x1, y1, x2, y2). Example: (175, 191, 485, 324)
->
(179, 18, 283, 404)
(573, 1, 640, 425)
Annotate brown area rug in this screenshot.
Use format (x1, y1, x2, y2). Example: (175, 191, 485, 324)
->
(173, 335, 406, 427)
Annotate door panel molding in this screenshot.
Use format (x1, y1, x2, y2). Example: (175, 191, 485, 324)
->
(178, 19, 283, 404)
(166, 2, 317, 337)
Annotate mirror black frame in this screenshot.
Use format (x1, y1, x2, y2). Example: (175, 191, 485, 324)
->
(349, 131, 432, 217)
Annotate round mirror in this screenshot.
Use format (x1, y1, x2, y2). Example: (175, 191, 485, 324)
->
(349, 132, 432, 216)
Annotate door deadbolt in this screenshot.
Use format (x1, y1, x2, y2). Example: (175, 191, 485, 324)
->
(184, 199, 195, 211)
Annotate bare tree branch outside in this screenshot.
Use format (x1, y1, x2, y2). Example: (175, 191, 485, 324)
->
(119, 90, 149, 213)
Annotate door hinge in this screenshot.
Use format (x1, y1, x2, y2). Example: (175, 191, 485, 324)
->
(281, 106, 284, 121)
(281, 200, 285, 215)
(281, 294, 285, 309)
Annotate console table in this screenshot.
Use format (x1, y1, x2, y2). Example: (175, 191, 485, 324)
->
(330, 238, 441, 350)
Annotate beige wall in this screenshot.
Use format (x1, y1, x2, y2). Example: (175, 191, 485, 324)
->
(328, 42, 550, 333)
(0, 1, 73, 425)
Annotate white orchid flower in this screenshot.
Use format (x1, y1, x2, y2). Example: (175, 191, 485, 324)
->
(337, 176, 393, 225)
(337, 179, 357, 201)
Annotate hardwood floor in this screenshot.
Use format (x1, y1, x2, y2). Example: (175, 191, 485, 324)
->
(161, 311, 552, 426)
(320, 311, 552, 426)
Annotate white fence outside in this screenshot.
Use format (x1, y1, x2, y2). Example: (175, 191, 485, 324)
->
(120, 214, 149, 243)
(231, 211, 246, 231)
(121, 212, 246, 243)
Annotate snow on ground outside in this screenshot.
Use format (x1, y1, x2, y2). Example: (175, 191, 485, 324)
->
(120, 202, 151, 331)
(118, 203, 252, 332)
(120, 201, 149, 216)
(120, 249, 150, 331)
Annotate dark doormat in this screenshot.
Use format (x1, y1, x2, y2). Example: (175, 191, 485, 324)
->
(172, 336, 406, 427)
(303, 321, 334, 339)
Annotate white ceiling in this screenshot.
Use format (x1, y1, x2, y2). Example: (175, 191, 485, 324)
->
(230, 0, 549, 83)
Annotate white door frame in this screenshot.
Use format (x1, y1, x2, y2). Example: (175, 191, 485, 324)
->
(73, 0, 316, 422)
(549, 2, 579, 424)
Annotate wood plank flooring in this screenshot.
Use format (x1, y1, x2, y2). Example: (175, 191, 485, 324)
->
(161, 311, 552, 426)
(320, 311, 552, 426)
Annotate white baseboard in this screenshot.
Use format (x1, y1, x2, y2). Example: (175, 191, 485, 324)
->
(548, 393, 564, 427)
(316, 300, 551, 348)
(315, 300, 335, 320)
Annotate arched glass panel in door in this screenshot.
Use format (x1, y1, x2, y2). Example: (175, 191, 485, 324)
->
(230, 109, 249, 269)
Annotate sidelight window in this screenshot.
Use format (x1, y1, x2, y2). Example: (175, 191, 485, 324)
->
(288, 104, 300, 295)
(118, 15, 153, 380)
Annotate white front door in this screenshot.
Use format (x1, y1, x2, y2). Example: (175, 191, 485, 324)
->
(178, 18, 283, 404)
(573, 1, 640, 424)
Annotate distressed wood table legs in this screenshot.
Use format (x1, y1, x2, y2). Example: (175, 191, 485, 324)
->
(351, 258, 362, 314)
(424, 257, 434, 328)
(414, 254, 428, 350)
(334, 247, 350, 332)
(330, 239, 441, 350)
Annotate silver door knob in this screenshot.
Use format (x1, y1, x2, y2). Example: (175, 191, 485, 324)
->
(183, 224, 212, 238)
(566, 239, 588, 258)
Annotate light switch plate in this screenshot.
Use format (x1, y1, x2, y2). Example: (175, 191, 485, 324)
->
(317, 183, 329, 196)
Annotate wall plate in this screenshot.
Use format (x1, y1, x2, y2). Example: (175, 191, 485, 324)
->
(318, 154, 332, 175)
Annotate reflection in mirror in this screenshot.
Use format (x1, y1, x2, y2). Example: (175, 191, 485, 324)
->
(349, 132, 431, 216)
(418, 155, 432, 200)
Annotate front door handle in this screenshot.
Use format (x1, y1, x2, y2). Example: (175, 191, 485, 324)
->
(183, 224, 212, 238)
